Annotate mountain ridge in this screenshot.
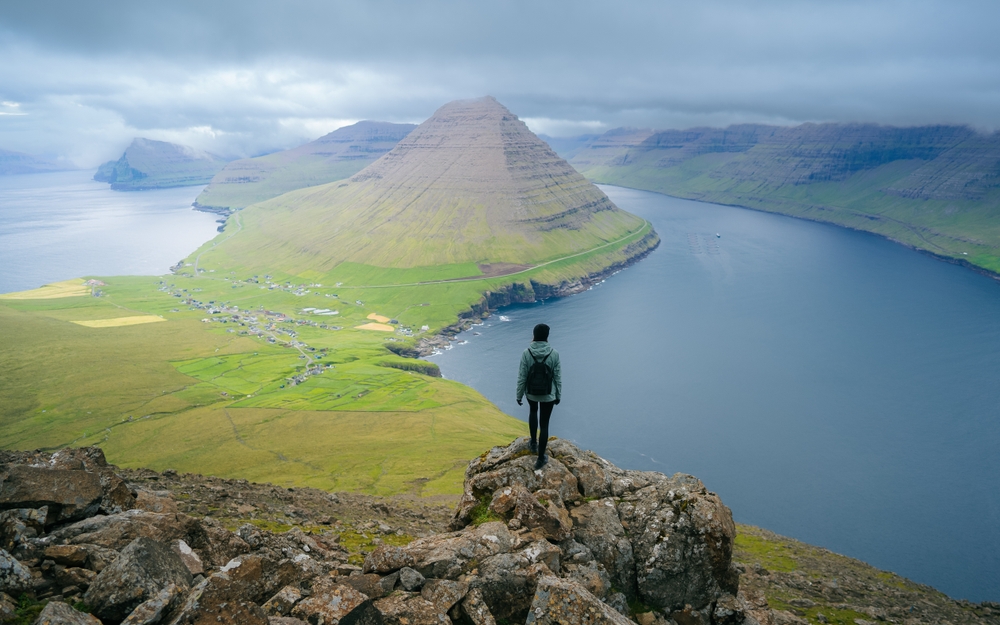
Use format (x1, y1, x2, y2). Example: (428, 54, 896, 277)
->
(194, 121, 417, 213)
(569, 122, 1000, 275)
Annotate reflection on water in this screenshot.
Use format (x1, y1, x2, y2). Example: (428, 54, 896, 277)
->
(430, 185, 1000, 602)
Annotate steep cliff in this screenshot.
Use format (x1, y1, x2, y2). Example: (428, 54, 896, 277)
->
(94, 138, 230, 190)
(570, 123, 1000, 275)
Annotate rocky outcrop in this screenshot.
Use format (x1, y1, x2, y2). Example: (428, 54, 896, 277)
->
(0, 443, 767, 625)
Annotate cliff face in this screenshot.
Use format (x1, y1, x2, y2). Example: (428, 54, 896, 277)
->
(94, 138, 230, 190)
(194, 121, 417, 212)
(570, 123, 1000, 275)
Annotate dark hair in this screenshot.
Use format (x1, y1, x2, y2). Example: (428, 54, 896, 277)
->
(533, 323, 550, 341)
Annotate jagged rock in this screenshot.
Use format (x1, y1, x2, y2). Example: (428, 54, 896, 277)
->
(135, 491, 179, 515)
(334, 574, 386, 600)
(0, 508, 47, 552)
(31, 601, 101, 625)
(362, 545, 415, 574)
(547, 441, 613, 498)
(0, 592, 15, 622)
(570, 498, 636, 597)
(399, 566, 426, 591)
(262, 585, 303, 617)
(420, 579, 467, 613)
(268, 618, 309, 625)
(520, 539, 560, 573)
(99, 471, 136, 515)
(171, 540, 203, 576)
(525, 576, 632, 625)
(489, 485, 570, 541)
(167, 578, 268, 625)
(606, 592, 629, 617)
(43, 545, 89, 567)
(473, 553, 550, 623)
(563, 560, 611, 598)
(46, 511, 193, 551)
(373, 592, 448, 625)
(0, 466, 102, 524)
(290, 580, 380, 625)
(395, 522, 515, 580)
(671, 603, 714, 625)
(738, 587, 774, 625)
(84, 537, 193, 622)
(0, 548, 31, 593)
(121, 583, 183, 625)
(459, 588, 495, 625)
(54, 566, 97, 592)
(618, 475, 739, 612)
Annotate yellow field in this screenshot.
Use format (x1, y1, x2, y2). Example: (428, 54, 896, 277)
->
(366, 313, 391, 323)
(0, 279, 90, 300)
(71, 315, 166, 328)
(355, 322, 395, 332)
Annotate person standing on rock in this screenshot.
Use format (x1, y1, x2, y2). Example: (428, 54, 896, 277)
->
(516, 323, 562, 470)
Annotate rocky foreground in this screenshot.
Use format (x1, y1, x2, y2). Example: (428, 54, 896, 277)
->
(1, 441, 997, 625)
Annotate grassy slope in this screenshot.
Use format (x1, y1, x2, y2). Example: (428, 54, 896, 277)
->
(573, 145, 1000, 276)
(0, 212, 652, 495)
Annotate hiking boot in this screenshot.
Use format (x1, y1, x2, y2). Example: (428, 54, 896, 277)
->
(534, 454, 548, 471)
(529, 439, 538, 454)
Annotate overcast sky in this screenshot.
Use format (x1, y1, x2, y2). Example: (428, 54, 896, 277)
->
(2, 0, 998, 166)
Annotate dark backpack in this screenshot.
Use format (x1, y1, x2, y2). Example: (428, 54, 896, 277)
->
(526, 351, 553, 396)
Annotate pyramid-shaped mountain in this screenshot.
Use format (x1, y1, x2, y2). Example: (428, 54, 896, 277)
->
(203, 97, 655, 273)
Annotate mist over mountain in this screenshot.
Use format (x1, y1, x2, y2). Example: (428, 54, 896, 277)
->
(0, 148, 72, 175)
(194, 121, 416, 213)
(94, 138, 230, 190)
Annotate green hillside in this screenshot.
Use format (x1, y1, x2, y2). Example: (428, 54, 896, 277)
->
(0, 97, 657, 496)
(94, 138, 230, 190)
(570, 123, 1000, 275)
(194, 121, 416, 213)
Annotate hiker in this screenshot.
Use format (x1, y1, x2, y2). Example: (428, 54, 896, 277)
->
(516, 323, 562, 470)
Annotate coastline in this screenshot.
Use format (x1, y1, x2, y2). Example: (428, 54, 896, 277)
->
(595, 183, 1000, 284)
(415, 228, 660, 355)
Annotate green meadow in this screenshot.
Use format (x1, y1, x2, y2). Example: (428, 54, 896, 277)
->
(0, 218, 653, 496)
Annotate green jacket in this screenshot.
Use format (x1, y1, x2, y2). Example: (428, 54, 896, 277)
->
(516, 341, 562, 403)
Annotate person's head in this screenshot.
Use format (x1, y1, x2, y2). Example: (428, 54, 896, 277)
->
(533, 323, 550, 342)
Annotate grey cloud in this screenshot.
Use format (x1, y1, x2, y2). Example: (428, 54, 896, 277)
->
(2, 1, 999, 166)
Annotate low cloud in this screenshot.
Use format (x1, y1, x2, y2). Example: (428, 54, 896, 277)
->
(2, 1, 999, 166)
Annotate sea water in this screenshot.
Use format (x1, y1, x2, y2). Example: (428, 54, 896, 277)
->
(0, 170, 220, 293)
(429, 185, 1000, 602)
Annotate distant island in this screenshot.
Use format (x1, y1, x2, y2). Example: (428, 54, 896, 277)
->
(0, 148, 73, 175)
(193, 121, 417, 214)
(94, 138, 230, 190)
(566, 123, 1000, 277)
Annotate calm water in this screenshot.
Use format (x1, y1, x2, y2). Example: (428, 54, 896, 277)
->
(0, 171, 219, 293)
(430, 186, 1000, 602)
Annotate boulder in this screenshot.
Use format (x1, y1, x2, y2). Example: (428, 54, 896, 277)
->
(0, 466, 102, 524)
(398, 566, 426, 591)
(562, 560, 611, 598)
(46, 511, 193, 551)
(489, 485, 570, 540)
(0, 548, 31, 593)
(166, 573, 268, 625)
(121, 583, 184, 625)
(84, 537, 193, 623)
(269, 618, 309, 625)
(473, 552, 549, 624)
(458, 588, 495, 625)
(332, 574, 387, 600)
(362, 545, 414, 574)
(520, 539, 560, 573)
(98, 471, 137, 515)
(394, 522, 515, 580)
(134, 491, 179, 515)
(372, 592, 448, 625)
(525, 576, 632, 625)
(171, 540, 204, 576)
(617, 476, 739, 612)
(263, 585, 303, 617)
(420, 579, 468, 613)
(291, 580, 380, 625)
(31, 601, 102, 625)
(570, 498, 636, 597)
(0, 508, 47, 552)
(43, 545, 89, 568)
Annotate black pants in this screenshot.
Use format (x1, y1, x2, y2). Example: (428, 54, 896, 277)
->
(528, 399, 554, 459)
